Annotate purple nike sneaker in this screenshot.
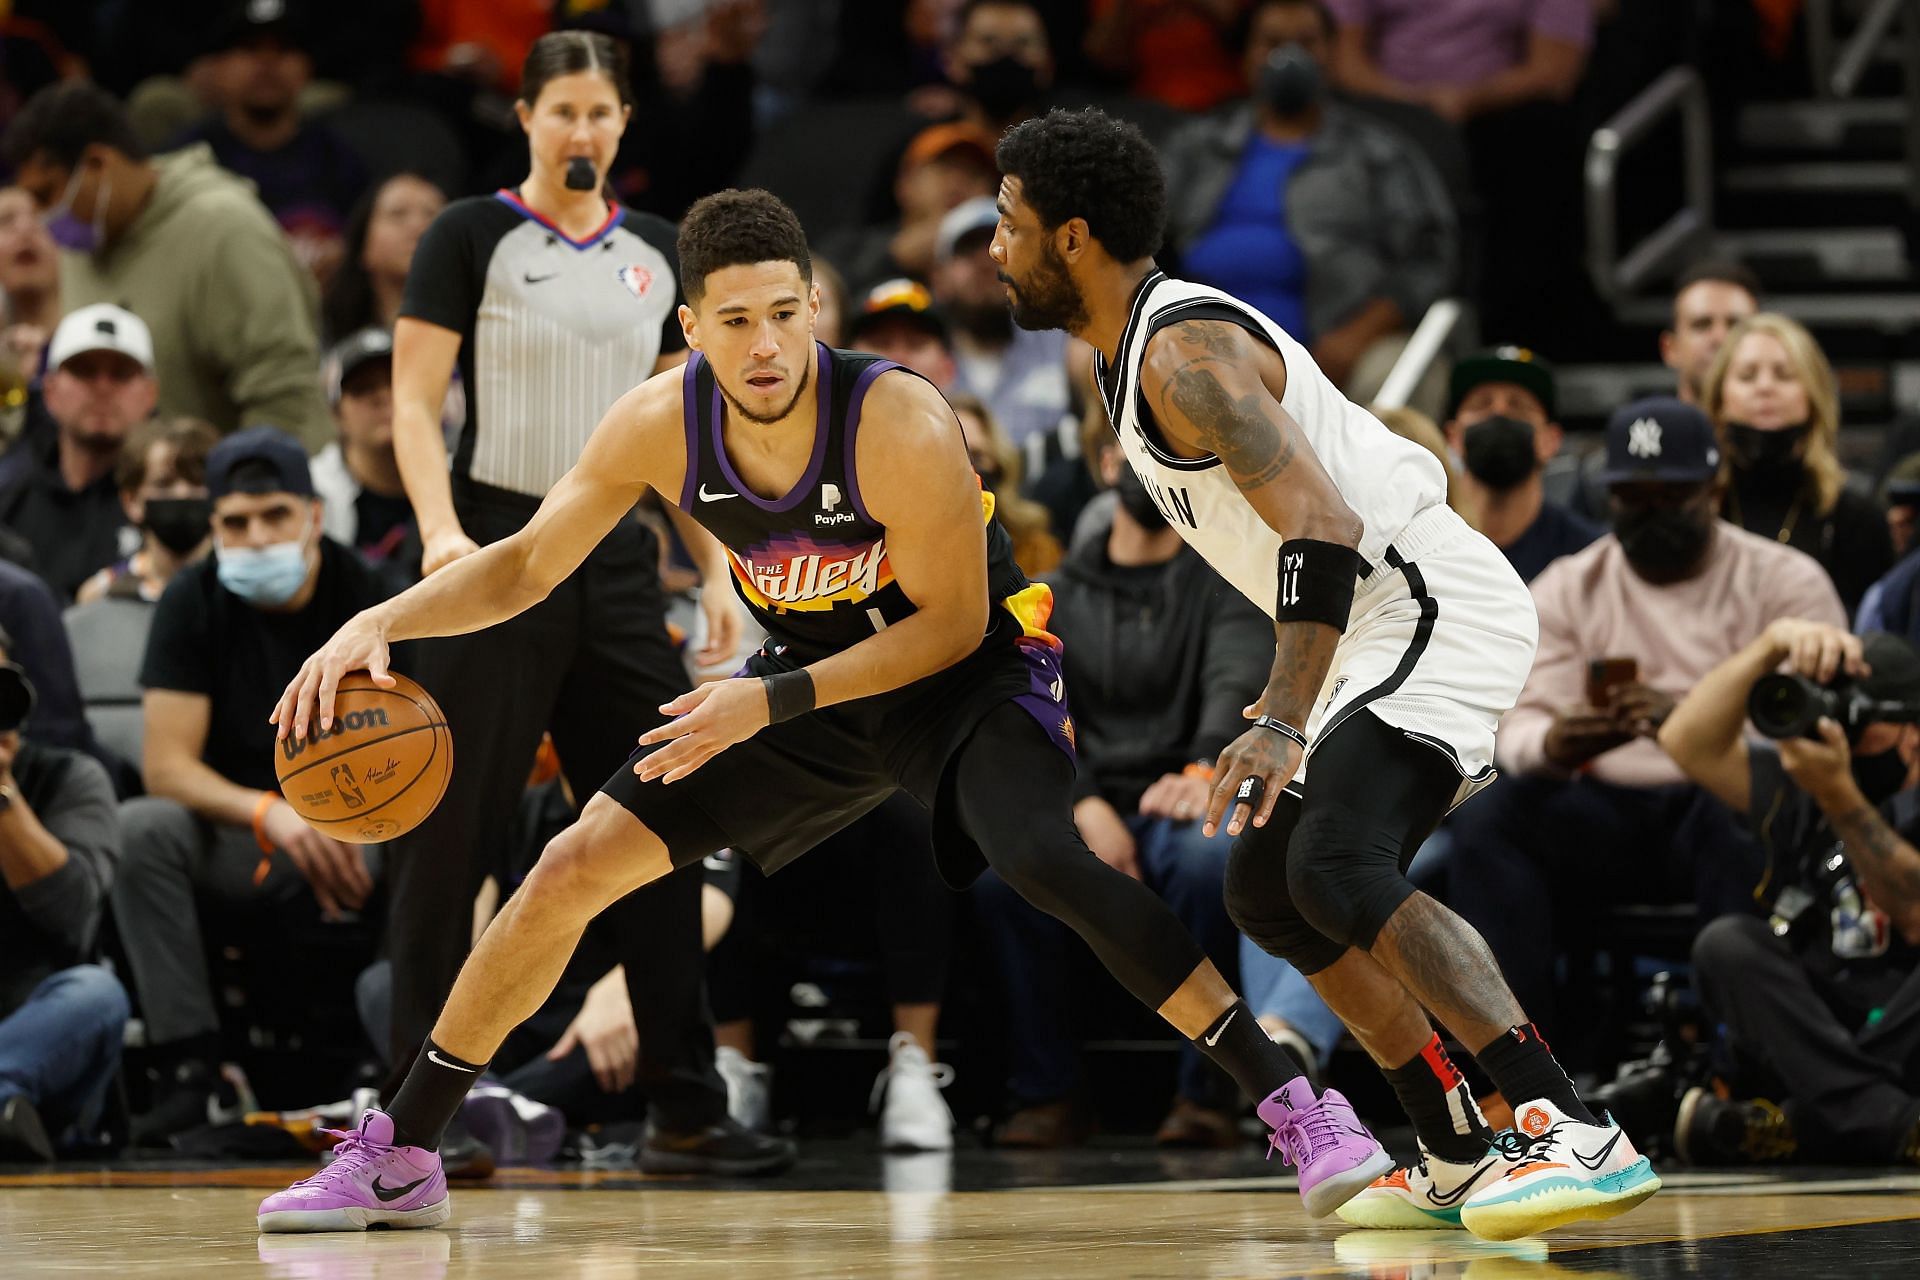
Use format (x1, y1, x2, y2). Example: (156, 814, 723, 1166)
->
(1259, 1077, 1395, 1218)
(257, 1109, 450, 1233)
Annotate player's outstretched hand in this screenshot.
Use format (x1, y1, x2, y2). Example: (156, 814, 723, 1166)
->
(270, 611, 395, 741)
(1205, 722, 1302, 839)
(634, 677, 772, 784)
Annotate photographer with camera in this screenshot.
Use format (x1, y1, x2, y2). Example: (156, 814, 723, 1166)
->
(0, 628, 129, 1161)
(1659, 619, 1920, 1168)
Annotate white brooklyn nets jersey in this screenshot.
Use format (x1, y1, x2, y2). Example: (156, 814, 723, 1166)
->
(1094, 271, 1539, 799)
(1094, 271, 1445, 613)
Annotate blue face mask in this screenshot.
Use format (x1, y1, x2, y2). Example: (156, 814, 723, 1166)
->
(217, 516, 313, 607)
(43, 166, 109, 254)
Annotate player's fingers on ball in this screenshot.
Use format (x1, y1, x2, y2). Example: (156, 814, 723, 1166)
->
(315, 664, 344, 731)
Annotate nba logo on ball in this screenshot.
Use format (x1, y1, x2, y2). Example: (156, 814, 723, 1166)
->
(273, 673, 454, 844)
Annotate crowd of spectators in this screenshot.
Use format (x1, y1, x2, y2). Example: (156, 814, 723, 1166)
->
(0, 0, 1915, 1180)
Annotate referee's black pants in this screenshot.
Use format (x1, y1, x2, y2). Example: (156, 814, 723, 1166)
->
(385, 484, 726, 1129)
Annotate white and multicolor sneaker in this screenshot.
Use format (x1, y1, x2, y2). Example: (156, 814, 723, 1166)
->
(1459, 1099, 1661, 1240)
(1335, 1140, 1512, 1229)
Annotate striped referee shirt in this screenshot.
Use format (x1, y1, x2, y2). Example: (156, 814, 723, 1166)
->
(400, 190, 684, 498)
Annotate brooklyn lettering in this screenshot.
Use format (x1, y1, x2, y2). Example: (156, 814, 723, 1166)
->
(280, 707, 391, 762)
(1142, 475, 1197, 529)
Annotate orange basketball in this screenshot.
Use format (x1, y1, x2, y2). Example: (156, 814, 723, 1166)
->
(272, 671, 452, 844)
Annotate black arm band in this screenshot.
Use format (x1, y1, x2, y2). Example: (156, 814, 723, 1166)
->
(762, 669, 815, 724)
(1276, 539, 1365, 631)
(1252, 715, 1309, 751)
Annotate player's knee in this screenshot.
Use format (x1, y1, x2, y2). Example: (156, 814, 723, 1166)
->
(518, 821, 635, 922)
(1223, 836, 1327, 968)
(984, 839, 1075, 919)
(1285, 806, 1410, 952)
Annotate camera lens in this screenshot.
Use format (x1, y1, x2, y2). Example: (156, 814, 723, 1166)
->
(1749, 673, 1832, 739)
(0, 663, 34, 732)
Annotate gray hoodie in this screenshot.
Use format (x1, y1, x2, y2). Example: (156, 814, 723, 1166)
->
(60, 144, 331, 452)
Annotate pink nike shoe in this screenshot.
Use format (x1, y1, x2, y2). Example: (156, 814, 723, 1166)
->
(1259, 1077, 1395, 1218)
(257, 1109, 450, 1233)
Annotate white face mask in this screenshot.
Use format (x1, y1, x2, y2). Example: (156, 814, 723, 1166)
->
(216, 513, 312, 606)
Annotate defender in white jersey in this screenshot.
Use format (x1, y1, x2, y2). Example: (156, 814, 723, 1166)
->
(992, 109, 1659, 1241)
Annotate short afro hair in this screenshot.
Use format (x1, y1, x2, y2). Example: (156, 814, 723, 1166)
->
(677, 188, 812, 305)
(3, 81, 146, 171)
(996, 108, 1165, 264)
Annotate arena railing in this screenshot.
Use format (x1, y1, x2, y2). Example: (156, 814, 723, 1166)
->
(1371, 298, 1466, 412)
(1584, 65, 1714, 312)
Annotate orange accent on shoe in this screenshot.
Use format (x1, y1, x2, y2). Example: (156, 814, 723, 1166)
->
(1507, 1161, 1568, 1178)
(1378, 1167, 1412, 1190)
(1520, 1107, 1551, 1136)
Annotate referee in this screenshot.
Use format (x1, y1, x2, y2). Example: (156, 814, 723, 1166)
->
(386, 31, 789, 1174)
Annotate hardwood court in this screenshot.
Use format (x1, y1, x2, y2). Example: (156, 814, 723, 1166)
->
(3, 1149, 1918, 1278)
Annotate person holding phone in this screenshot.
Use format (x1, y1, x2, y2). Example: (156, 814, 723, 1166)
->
(1447, 397, 1848, 1036)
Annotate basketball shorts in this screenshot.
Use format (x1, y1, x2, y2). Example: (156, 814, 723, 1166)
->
(1292, 503, 1539, 809)
(599, 606, 1076, 886)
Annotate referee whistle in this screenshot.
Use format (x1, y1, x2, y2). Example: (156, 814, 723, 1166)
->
(565, 157, 597, 191)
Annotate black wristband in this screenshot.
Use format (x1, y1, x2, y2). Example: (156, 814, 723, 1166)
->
(1252, 715, 1309, 751)
(761, 669, 815, 724)
(1276, 539, 1366, 631)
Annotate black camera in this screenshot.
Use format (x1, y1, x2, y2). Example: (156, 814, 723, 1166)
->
(1749, 671, 1920, 740)
(0, 662, 34, 732)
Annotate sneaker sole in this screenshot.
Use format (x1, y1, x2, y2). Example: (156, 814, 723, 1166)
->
(1334, 1192, 1466, 1230)
(258, 1197, 452, 1233)
(1303, 1148, 1397, 1218)
(1460, 1160, 1662, 1241)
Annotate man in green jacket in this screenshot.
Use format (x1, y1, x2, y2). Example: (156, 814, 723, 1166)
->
(4, 82, 331, 453)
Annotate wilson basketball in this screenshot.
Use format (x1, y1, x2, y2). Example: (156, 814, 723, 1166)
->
(273, 672, 452, 844)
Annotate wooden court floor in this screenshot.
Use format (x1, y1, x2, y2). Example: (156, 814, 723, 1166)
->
(3, 1153, 1918, 1279)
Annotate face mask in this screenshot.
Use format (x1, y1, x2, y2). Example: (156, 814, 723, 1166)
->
(965, 55, 1039, 118)
(1257, 43, 1323, 117)
(1461, 415, 1538, 490)
(144, 497, 212, 556)
(1614, 505, 1713, 580)
(1851, 747, 1911, 803)
(217, 516, 313, 607)
(1114, 468, 1169, 531)
(44, 166, 109, 254)
(1725, 421, 1809, 472)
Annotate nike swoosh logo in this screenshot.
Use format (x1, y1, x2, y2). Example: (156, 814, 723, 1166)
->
(1424, 1158, 1499, 1207)
(1204, 1009, 1236, 1047)
(371, 1173, 432, 1203)
(524, 272, 558, 285)
(1572, 1129, 1624, 1171)
(426, 1050, 478, 1072)
(698, 484, 739, 502)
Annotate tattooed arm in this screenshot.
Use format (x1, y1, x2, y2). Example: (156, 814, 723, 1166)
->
(1781, 722, 1920, 944)
(1137, 318, 1363, 836)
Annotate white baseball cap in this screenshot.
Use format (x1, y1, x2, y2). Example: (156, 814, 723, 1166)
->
(935, 196, 1001, 264)
(46, 303, 155, 375)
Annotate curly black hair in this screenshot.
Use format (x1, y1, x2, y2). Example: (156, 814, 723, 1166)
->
(677, 188, 813, 305)
(995, 108, 1165, 264)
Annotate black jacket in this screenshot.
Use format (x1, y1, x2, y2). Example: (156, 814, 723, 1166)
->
(1046, 529, 1273, 811)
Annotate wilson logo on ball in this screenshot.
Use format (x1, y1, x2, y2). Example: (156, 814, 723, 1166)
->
(280, 708, 393, 762)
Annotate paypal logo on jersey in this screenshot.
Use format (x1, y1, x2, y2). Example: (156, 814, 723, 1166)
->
(815, 482, 856, 526)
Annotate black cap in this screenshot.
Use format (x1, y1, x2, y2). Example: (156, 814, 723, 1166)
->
(207, 426, 314, 500)
(1600, 396, 1722, 486)
(846, 278, 950, 346)
(325, 327, 394, 404)
(1861, 632, 1920, 703)
(213, 0, 304, 51)
(1449, 345, 1557, 419)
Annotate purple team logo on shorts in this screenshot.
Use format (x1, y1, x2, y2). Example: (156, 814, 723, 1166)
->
(1011, 639, 1077, 760)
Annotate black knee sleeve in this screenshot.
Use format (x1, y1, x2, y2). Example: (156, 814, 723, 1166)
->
(1223, 819, 1347, 975)
(1285, 804, 1417, 953)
